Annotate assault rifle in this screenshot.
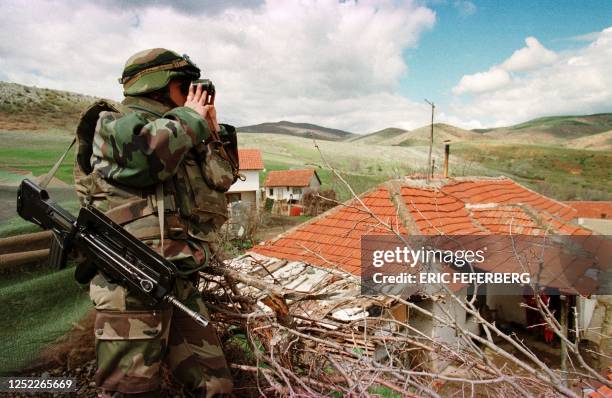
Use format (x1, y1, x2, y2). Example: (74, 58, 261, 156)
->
(16, 179, 209, 327)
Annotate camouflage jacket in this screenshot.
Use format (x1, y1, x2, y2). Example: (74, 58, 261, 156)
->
(76, 96, 237, 275)
(90, 96, 211, 187)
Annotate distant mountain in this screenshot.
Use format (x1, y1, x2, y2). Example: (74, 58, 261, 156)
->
(0, 81, 97, 130)
(355, 114, 612, 149)
(237, 121, 355, 141)
(476, 113, 612, 146)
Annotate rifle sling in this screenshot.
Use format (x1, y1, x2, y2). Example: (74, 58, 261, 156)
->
(156, 184, 165, 255)
(41, 137, 76, 189)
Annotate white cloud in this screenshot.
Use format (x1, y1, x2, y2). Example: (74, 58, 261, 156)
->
(452, 37, 558, 96)
(501, 37, 557, 72)
(449, 27, 612, 127)
(453, 67, 510, 95)
(0, 0, 436, 133)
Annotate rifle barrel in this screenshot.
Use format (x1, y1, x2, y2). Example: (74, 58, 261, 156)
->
(165, 295, 209, 327)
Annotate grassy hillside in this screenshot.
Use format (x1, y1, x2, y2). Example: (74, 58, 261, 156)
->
(238, 120, 355, 141)
(238, 132, 480, 201)
(0, 130, 76, 184)
(0, 266, 90, 374)
(355, 114, 612, 149)
(395, 123, 485, 146)
(347, 127, 408, 144)
(475, 113, 612, 147)
(564, 130, 612, 151)
(454, 142, 611, 200)
(354, 123, 486, 147)
(0, 81, 608, 206)
(0, 82, 96, 130)
(0, 128, 459, 219)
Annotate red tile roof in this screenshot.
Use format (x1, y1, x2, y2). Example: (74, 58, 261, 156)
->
(564, 201, 612, 219)
(238, 149, 264, 170)
(252, 177, 594, 280)
(588, 366, 612, 397)
(264, 169, 320, 188)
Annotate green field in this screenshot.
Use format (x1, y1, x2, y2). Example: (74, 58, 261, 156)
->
(1, 129, 609, 205)
(0, 265, 90, 374)
(454, 142, 612, 200)
(238, 132, 493, 201)
(0, 130, 76, 184)
(0, 130, 79, 237)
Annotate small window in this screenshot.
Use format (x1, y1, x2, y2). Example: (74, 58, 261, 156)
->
(269, 188, 274, 196)
(292, 187, 302, 194)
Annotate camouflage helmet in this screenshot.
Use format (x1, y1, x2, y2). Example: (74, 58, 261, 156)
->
(119, 48, 201, 96)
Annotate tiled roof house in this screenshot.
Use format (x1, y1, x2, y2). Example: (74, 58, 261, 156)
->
(252, 176, 592, 276)
(233, 176, 609, 370)
(237, 149, 265, 171)
(564, 200, 612, 234)
(564, 201, 612, 220)
(264, 169, 321, 202)
(226, 148, 265, 207)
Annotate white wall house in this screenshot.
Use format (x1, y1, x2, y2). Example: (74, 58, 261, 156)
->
(263, 169, 321, 202)
(226, 149, 264, 208)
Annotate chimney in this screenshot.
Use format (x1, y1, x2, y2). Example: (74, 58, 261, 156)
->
(443, 140, 451, 178)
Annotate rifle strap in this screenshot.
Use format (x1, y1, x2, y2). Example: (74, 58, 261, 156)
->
(156, 183, 165, 255)
(40, 137, 76, 189)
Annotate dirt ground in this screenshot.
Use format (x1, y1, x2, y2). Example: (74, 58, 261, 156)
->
(253, 214, 311, 243)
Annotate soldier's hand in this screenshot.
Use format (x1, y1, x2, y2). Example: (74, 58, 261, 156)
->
(185, 83, 220, 132)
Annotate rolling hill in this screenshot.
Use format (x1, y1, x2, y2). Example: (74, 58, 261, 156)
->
(355, 123, 485, 147)
(564, 130, 612, 151)
(476, 113, 612, 146)
(237, 120, 355, 141)
(355, 115, 612, 149)
(0, 81, 96, 130)
(3, 80, 608, 150)
(346, 127, 408, 144)
(394, 123, 484, 146)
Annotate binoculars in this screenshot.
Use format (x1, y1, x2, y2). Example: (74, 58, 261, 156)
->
(192, 79, 215, 96)
(180, 78, 215, 104)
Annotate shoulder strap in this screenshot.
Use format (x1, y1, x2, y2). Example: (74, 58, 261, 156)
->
(156, 183, 165, 255)
(40, 137, 76, 189)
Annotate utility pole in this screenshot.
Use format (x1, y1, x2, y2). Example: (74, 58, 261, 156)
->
(424, 99, 435, 182)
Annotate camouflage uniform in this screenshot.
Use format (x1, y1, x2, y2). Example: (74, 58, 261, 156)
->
(74, 49, 236, 397)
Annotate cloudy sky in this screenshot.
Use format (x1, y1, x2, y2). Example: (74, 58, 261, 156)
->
(0, 0, 610, 133)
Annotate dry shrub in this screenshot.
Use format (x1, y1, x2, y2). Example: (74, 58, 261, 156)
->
(302, 189, 337, 216)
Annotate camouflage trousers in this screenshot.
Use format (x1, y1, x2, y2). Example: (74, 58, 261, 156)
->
(89, 272, 233, 397)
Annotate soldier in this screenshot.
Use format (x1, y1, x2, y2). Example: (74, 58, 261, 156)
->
(73, 48, 238, 397)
